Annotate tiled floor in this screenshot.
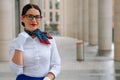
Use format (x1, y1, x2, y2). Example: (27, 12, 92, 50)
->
(0, 36, 120, 80)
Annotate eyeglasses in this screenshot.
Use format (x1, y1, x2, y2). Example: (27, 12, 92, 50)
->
(24, 14, 42, 21)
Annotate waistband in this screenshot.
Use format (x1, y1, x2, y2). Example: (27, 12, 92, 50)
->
(16, 74, 44, 80)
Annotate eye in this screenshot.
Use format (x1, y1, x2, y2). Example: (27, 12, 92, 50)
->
(35, 15, 41, 19)
(27, 14, 34, 18)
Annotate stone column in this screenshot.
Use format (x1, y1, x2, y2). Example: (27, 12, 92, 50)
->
(63, 0, 68, 36)
(38, 0, 43, 8)
(61, 0, 77, 38)
(30, 0, 39, 5)
(114, 0, 120, 61)
(38, 0, 45, 31)
(0, 0, 15, 61)
(45, 0, 50, 27)
(62, 0, 70, 37)
(60, 0, 64, 36)
(77, 0, 83, 40)
(98, 0, 112, 53)
(20, 0, 30, 31)
(62, 0, 68, 36)
(83, 0, 89, 42)
(67, 0, 73, 37)
(89, 0, 98, 45)
(74, 0, 79, 38)
(20, 0, 30, 18)
(70, 0, 75, 38)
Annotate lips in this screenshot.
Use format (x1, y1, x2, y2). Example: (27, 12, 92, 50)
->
(31, 24, 37, 26)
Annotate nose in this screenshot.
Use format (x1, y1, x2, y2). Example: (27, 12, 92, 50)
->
(31, 17, 36, 22)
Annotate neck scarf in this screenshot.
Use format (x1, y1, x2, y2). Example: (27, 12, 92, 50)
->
(24, 28, 53, 45)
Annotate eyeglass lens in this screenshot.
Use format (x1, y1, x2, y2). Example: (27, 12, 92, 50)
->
(26, 14, 42, 20)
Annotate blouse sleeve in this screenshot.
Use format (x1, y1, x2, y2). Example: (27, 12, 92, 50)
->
(9, 39, 23, 75)
(9, 32, 28, 75)
(49, 38, 61, 78)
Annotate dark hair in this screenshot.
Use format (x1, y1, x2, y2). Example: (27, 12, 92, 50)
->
(21, 3, 42, 26)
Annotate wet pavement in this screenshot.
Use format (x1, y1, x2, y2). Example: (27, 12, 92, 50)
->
(0, 36, 120, 80)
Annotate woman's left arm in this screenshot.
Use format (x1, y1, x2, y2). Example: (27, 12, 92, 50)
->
(47, 38, 61, 80)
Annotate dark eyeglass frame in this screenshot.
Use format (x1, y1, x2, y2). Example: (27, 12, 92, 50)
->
(23, 14, 42, 20)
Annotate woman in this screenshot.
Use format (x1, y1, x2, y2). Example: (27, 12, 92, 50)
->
(9, 3, 61, 80)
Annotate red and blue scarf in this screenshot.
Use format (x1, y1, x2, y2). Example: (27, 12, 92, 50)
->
(24, 28, 52, 45)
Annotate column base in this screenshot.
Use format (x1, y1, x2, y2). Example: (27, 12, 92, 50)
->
(77, 59, 84, 61)
(97, 49, 113, 57)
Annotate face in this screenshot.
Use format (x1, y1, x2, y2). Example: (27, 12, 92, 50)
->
(22, 8, 41, 32)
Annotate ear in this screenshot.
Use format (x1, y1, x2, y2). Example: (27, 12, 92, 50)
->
(21, 15, 26, 22)
(21, 16, 24, 22)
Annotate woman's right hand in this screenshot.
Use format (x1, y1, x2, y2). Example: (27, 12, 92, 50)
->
(43, 77, 51, 80)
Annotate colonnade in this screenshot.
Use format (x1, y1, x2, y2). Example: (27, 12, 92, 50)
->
(60, 0, 113, 56)
(0, 0, 120, 61)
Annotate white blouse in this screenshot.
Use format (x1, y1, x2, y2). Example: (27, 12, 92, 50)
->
(9, 32, 61, 78)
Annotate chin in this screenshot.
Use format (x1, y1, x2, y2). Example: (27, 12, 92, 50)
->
(30, 26, 37, 29)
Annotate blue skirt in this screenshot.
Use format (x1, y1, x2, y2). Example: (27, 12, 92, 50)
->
(16, 74, 44, 80)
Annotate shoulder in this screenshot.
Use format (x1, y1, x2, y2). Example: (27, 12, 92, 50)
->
(15, 32, 30, 41)
(18, 31, 29, 38)
(10, 32, 30, 45)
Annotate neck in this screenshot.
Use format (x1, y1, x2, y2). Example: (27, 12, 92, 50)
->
(31, 35, 36, 38)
